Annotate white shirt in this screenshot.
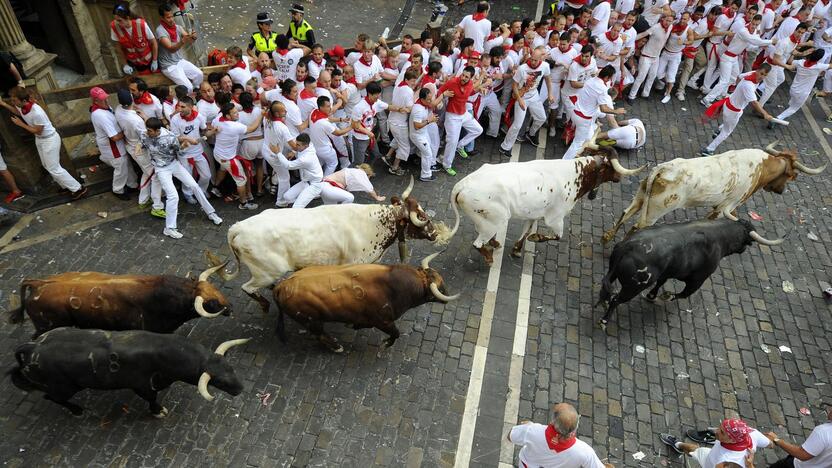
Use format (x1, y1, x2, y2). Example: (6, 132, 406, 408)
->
(309, 114, 338, 154)
(549, 46, 580, 82)
(353, 55, 384, 96)
(514, 61, 551, 101)
(690, 17, 710, 48)
(509, 423, 606, 468)
(563, 58, 598, 97)
(795, 422, 832, 468)
(388, 84, 415, 126)
(702, 430, 770, 468)
(409, 101, 431, 137)
(18, 103, 55, 139)
(641, 22, 673, 57)
(622, 26, 637, 57)
(265, 89, 304, 138)
(276, 146, 322, 182)
(615, 0, 636, 14)
(597, 34, 624, 68)
(727, 72, 760, 109)
(574, 76, 614, 120)
(135, 93, 164, 121)
(114, 106, 146, 157)
(227, 57, 252, 86)
(726, 25, 772, 55)
(342, 168, 374, 192)
(196, 99, 220, 126)
(643, 0, 670, 25)
(213, 119, 247, 160)
(169, 111, 207, 158)
(711, 13, 739, 44)
(591, 2, 613, 37)
(91, 107, 127, 159)
(162, 98, 177, 124)
(351, 98, 388, 140)
(664, 26, 689, 54)
(297, 90, 319, 122)
(307, 59, 325, 80)
(261, 119, 293, 159)
(792, 59, 828, 94)
(458, 14, 492, 52)
(271, 48, 305, 82)
(237, 106, 263, 139)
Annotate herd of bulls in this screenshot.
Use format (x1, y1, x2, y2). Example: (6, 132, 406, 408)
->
(4, 137, 826, 418)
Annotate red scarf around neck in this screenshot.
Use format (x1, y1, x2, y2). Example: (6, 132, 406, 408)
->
(275, 48, 290, 56)
(137, 91, 154, 105)
(417, 98, 433, 109)
(743, 72, 758, 82)
(672, 22, 687, 34)
(790, 33, 800, 43)
(90, 103, 111, 113)
(20, 101, 34, 115)
(232, 59, 247, 70)
(183, 109, 199, 121)
(804, 59, 818, 67)
(605, 31, 619, 42)
(545, 425, 578, 453)
(359, 55, 374, 67)
(472, 12, 487, 21)
(573, 56, 590, 67)
(310, 109, 328, 123)
(161, 21, 178, 42)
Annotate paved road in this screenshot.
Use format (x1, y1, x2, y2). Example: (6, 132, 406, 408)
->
(2, 1, 832, 467)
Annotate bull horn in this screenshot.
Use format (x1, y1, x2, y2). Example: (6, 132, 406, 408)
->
(610, 158, 645, 176)
(750, 230, 784, 246)
(400, 176, 415, 200)
(194, 296, 223, 318)
(421, 252, 441, 270)
(430, 282, 460, 302)
(580, 128, 601, 153)
(409, 210, 428, 227)
(764, 141, 780, 155)
(198, 261, 229, 282)
(722, 207, 739, 221)
(214, 338, 250, 356)
(197, 372, 214, 401)
(793, 160, 827, 175)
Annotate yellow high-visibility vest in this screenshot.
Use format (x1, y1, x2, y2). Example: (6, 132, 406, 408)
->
(289, 20, 313, 42)
(251, 32, 277, 53)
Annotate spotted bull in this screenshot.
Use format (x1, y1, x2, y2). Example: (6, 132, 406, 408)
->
(7, 264, 231, 338)
(596, 218, 782, 329)
(208, 177, 449, 313)
(272, 253, 459, 352)
(602, 142, 826, 243)
(447, 143, 644, 265)
(8, 328, 248, 417)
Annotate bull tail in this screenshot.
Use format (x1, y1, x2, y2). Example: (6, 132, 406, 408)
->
(7, 281, 36, 324)
(636, 168, 663, 228)
(447, 188, 463, 240)
(275, 303, 287, 343)
(7, 343, 37, 392)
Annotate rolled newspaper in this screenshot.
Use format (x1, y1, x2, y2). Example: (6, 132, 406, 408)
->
(770, 118, 789, 126)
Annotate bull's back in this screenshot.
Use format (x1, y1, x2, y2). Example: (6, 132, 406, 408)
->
(652, 151, 767, 206)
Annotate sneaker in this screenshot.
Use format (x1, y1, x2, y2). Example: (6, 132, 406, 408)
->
(163, 228, 183, 239)
(150, 208, 167, 219)
(660, 433, 683, 454)
(515, 132, 527, 142)
(700, 147, 714, 157)
(548, 126, 557, 137)
(419, 174, 437, 182)
(275, 199, 289, 208)
(209, 187, 222, 198)
(208, 213, 223, 225)
(676, 93, 685, 102)
(138, 200, 152, 209)
(457, 147, 469, 159)
(113, 191, 130, 201)
(712, 130, 719, 140)
(269, 186, 277, 195)
(184, 194, 197, 205)
(599, 139, 617, 147)
(526, 132, 540, 147)
(3, 191, 23, 203)
(498, 147, 512, 158)
(625, 96, 634, 105)
(661, 95, 671, 104)
(686, 429, 717, 445)
(239, 202, 259, 210)
(826, 114, 832, 123)
(430, 164, 441, 172)
(444, 167, 457, 176)
(388, 166, 406, 176)
(71, 186, 88, 200)
(700, 98, 710, 107)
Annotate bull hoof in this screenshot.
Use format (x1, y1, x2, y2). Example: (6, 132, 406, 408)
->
(383, 337, 398, 348)
(598, 319, 608, 332)
(332, 344, 345, 354)
(511, 246, 523, 258)
(659, 291, 674, 302)
(642, 291, 658, 303)
(587, 188, 599, 200)
(488, 238, 501, 248)
(601, 231, 615, 244)
(475, 245, 494, 265)
(152, 407, 169, 419)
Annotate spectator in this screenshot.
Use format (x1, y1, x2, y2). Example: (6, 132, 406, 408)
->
(661, 418, 771, 468)
(0, 141, 23, 203)
(767, 403, 832, 467)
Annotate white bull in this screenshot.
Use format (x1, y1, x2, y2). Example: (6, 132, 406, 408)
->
(602, 143, 826, 243)
(207, 178, 447, 312)
(447, 146, 644, 265)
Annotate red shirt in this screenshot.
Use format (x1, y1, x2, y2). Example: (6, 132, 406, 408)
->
(438, 76, 475, 115)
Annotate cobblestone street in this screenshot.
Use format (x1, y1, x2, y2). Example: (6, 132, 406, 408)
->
(1, 1, 832, 467)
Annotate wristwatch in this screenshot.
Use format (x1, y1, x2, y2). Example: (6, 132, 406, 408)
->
(773, 438, 781, 444)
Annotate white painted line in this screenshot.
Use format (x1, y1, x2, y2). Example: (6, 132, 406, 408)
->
(499, 131, 546, 466)
(805, 97, 832, 165)
(454, 143, 521, 468)
(0, 214, 33, 250)
(535, 0, 545, 21)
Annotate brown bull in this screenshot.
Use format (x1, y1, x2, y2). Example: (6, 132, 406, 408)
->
(273, 253, 459, 352)
(7, 264, 231, 337)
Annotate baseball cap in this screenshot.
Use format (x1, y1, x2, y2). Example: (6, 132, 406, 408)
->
(116, 88, 133, 106)
(90, 87, 109, 101)
(327, 45, 345, 58)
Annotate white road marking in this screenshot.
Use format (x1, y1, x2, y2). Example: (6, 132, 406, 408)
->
(454, 142, 521, 468)
(535, 0, 545, 21)
(804, 97, 832, 165)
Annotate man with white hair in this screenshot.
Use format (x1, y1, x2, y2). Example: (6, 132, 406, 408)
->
(508, 402, 612, 467)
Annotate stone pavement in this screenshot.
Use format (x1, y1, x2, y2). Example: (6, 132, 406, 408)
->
(2, 3, 832, 468)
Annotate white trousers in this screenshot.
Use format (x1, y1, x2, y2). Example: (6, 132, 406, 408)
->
(501, 97, 545, 150)
(99, 151, 137, 194)
(317, 147, 339, 176)
(706, 107, 742, 152)
(759, 65, 785, 106)
(427, 122, 440, 158)
(607, 125, 639, 149)
(263, 152, 291, 204)
(704, 54, 738, 103)
(35, 133, 81, 192)
(629, 55, 660, 99)
(155, 161, 216, 230)
(389, 122, 411, 161)
(411, 133, 435, 179)
(657, 51, 683, 84)
(563, 115, 596, 160)
(442, 112, 482, 168)
(162, 60, 204, 93)
(480, 93, 503, 137)
(321, 183, 354, 204)
(775, 90, 811, 121)
(130, 150, 163, 209)
(701, 43, 722, 89)
(178, 154, 211, 197)
(285, 180, 323, 208)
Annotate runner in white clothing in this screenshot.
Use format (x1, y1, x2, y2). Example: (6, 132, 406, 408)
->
(772, 50, 832, 122)
(767, 403, 832, 468)
(499, 47, 553, 155)
(308, 96, 352, 176)
(169, 96, 214, 203)
(114, 89, 163, 217)
(321, 164, 385, 204)
(759, 23, 809, 106)
(213, 102, 263, 210)
(657, 13, 695, 103)
(456, 1, 492, 52)
(661, 418, 771, 468)
(383, 69, 418, 176)
(260, 101, 297, 206)
(628, 14, 673, 102)
(597, 118, 647, 149)
(564, 66, 626, 160)
(275, 133, 323, 208)
(89, 87, 138, 199)
(271, 34, 309, 82)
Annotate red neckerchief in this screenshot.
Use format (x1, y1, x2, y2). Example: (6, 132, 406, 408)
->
(605, 31, 619, 41)
(458, 52, 470, 62)
(526, 59, 541, 70)
(417, 98, 433, 110)
(90, 103, 112, 114)
(364, 96, 375, 106)
(723, 8, 735, 18)
(472, 12, 487, 21)
(164, 97, 174, 105)
(707, 17, 717, 30)
(20, 101, 34, 115)
(219, 116, 230, 122)
(575, 17, 587, 28)
(269, 115, 284, 122)
(743, 72, 758, 81)
(231, 95, 240, 104)
(232, 59, 247, 70)
(275, 48, 290, 56)
(345, 76, 357, 84)
(486, 33, 497, 40)
(790, 33, 800, 43)
(579, 38, 588, 46)
(672, 22, 687, 34)
(359, 55, 373, 67)
(310, 109, 328, 123)
(573, 56, 590, 67)
(764, 3, 775, 12)
(558, 44, 572, 52)
(397, 80, 410, 87)
(300, 89, 316, 100)
(419, 74, 437, 87)
(183, 109, 199, 122)
(137, 91, 154, 105)
(545, 425, 578, 453)
(241, 105, 254, 113)
(662, 22, 672, 32)
(721, 435, 752, 452)
(312, 56, 324, 65)
(804, 60, 818, 67)
(383, 59, 395, 70)
(161, 21, 178, 42)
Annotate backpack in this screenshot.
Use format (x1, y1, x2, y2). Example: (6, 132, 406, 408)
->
(207, 48, 228, 66)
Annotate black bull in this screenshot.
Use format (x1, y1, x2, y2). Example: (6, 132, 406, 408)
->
(596, 219, 781, 328)
(8, 328, 248, 417)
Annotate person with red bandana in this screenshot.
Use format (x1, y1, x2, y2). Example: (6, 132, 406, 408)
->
(657, 12, 695, 103)
(213, 102, 263, 210)
(226, 46, 252, 87)
(169, 96, 214, 203)
(701, 64, 773, 155)
(110, 3, 158, 76)
(128, 77, 165, 123)
(547, 32, 580, 136)
(627, 13, 673, 103)
(677, 6, 715, 102)
(89, 87, 138, 200)
(156, 2, 201, 94)
(457, 1, 493, 53)
(272, 34, 310, 83)
(563, 65, 626, 160)
(438, 66, 486, 175)
(499, 46, 553, 156)
(759, 22, 810, 106)
(770, 48, 832, 124)
(307, 44, 327, 80)
(700, 1, 743, 94)
(661, 418, 771, 467)
(508, 402, 612, 468)
(383, 68, 418, 177)
(309, 96, 353, 176)
(561, 44, 598, 142)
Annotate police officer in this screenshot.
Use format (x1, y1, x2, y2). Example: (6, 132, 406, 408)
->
(287, 4, 315, 49)
(247, 12, 278, 59)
